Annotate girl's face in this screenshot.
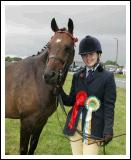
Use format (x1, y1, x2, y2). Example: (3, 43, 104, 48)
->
(82, 52, 100, 67)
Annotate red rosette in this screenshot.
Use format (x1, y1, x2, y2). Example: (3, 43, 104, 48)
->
(68, 91, 88, 129)
(76, 91, 88, 106)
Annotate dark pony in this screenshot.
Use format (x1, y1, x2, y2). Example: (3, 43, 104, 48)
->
(5, 18, 77, 154)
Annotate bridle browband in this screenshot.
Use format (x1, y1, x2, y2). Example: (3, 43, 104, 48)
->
(52, 30, 78, 45)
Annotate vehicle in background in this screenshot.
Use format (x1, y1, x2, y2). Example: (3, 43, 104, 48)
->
(108, 67, 116, 73)
(104, 65, 117, 73)
(69, 66, 84, 72)
(122, 67, 126, 75)
(115, 68, 125, 74)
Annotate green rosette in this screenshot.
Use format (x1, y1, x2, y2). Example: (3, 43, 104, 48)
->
(84, 96, 100, 112)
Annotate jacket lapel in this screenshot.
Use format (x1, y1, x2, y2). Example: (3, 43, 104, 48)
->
(84, 68, 102, 83)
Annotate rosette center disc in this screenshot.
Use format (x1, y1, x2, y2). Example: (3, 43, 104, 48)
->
(85, 96, 100, 112)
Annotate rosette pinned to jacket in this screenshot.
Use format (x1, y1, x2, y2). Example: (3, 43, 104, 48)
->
(85, 96, 100, 111)
(83, 96, 100, 144)
(68, 91, 88, 129)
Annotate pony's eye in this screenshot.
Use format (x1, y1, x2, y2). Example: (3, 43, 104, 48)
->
(65, 45, 71, 52)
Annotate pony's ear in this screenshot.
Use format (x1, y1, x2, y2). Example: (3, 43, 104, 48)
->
(51, 18, 59, 32)
(68, 18, 74, 34)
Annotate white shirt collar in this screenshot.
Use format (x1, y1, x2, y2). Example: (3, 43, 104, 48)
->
(86, 63, 99, 77)
(86, 63, 99, 72)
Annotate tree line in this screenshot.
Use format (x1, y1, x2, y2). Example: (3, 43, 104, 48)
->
(5, 56, 22, 62)
(5, 56, 124, 68)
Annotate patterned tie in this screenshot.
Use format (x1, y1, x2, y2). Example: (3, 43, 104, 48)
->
(86, 69, 93, 81)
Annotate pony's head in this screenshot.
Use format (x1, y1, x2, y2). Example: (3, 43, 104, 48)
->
(44, 18, 78, 86)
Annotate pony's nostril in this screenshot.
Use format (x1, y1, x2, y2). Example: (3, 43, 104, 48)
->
(51, 71, 55, 77)
(44, 71, 55, 81)
(49, 71, 55, 78)
(44, 74, 48, 81)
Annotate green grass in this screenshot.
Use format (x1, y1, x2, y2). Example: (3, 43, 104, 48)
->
(99, 87, 126, 155)
(114, 73, 126, 79)
(5, 74, 126, 155)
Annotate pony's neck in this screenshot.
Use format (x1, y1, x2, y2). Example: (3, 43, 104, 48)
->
(38, 49, 48, 64)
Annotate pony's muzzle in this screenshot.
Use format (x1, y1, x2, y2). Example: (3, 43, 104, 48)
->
(44, 71, 57, 84)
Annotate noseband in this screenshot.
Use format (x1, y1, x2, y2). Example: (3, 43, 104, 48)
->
(47, 54, 69, 87)
(48, 55, 65, 65)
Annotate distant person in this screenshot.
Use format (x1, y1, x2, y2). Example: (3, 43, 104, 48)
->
(61, 35, 116, 155)
(122, 67, 126, 75)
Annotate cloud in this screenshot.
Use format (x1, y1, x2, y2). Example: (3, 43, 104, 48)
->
(5, 5, 126, 65)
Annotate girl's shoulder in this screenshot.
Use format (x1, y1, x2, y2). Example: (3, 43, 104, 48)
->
(74, 67, 86, 78)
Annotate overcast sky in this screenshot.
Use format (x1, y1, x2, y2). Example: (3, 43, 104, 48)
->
(5, 4, 126, 65)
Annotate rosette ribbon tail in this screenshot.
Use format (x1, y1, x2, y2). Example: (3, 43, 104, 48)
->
(83, 96, 101, 144)
(83, 108, 92, 144)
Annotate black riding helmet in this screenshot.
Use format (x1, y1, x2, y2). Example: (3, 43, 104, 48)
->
(79, 35, 102, 55)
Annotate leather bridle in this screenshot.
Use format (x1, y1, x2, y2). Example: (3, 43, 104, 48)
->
(46, 30, 78, 89)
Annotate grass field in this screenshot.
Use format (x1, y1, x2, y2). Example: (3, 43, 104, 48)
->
(5, 74, 126, 155)
(114, 73, 126, 79)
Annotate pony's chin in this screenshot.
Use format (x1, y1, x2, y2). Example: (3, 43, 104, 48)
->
(45, 79, 58, 86)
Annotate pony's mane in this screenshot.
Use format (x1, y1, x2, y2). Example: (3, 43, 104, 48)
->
(32, 42, 49, 57)
(59, 27, 67, 31)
